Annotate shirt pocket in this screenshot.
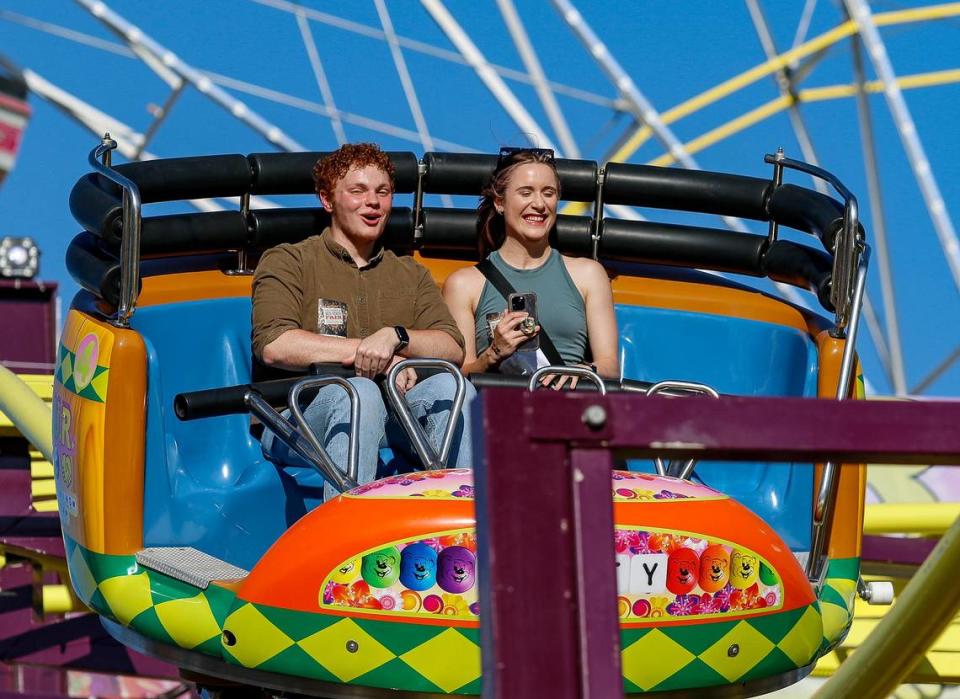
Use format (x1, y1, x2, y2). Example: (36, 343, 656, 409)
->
(377, 290, 417, 328)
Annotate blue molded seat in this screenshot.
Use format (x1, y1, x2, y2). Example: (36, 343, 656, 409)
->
(615, 305, 818, 551)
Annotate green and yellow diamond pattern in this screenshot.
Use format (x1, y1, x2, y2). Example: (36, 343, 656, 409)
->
(620, 603, 823, 692)
(56, 344, 109, 402)
(819, 557, 859, 651)
(222, 603, 483, 694)
(64, 537, 234, 657)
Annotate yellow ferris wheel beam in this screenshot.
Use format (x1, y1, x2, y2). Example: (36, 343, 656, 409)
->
(610, 2, 960, 164)
(560, 4, 960, 216)
(646, 67, 960, 168)
(560, 65, 960, 216)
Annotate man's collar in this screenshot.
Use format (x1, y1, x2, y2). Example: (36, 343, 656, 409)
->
(321, 228, 385, 269)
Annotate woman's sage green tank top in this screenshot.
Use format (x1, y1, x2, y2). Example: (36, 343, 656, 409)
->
(473, 249, 588, 364)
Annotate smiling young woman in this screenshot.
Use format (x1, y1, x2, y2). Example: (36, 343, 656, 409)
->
(442, 148, 619, 387)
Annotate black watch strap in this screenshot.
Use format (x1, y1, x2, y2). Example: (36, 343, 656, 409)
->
(394, 325, 409, 351)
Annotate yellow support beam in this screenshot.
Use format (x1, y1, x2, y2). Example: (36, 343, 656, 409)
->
(815, 511, 960, 697)
(30, 479, 57, 499)
(41, 584, 85, 615)
(864, 502, 960, 536)
(0, 368, 53, 460)
(609, 3, 960, 164)
(560, 65, 960, 214)
(638, 68, 960, 168)
(31, 460, 55, 479)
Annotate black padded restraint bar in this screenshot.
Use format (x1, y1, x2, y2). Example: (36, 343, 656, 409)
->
(475, 258, 564, 366)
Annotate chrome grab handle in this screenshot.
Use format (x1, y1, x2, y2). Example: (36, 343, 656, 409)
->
(385, 359, 467, 470)
(806, 251, 870, 584)
(528, 365, 606, 395)
(88, 135, 142, 327)
(763, 151, 863, 334)
(646, 380, 720, 480)
(289, 376, 361, 485)
(243, 376, 361, 494)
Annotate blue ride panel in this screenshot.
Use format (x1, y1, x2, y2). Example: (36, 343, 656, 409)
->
(132, 298, 324, 570)
(615, 305, 819, 552)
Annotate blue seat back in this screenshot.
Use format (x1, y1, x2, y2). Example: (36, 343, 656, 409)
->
(132, 297, 324, 570)
(616, 304, 818, 551)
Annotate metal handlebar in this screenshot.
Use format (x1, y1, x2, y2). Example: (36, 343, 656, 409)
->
(806, 250, 871, 585)
(385, 359, 467, 470)
(528, 365, 606, 394)
(646, 380, 720, 480)
(245, 392, 359, 493)
(88, 135, 142, 327)
(764, 151, 863, 333)
(289, 376, 361, 485)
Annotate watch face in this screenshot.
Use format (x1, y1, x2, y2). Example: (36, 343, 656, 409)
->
(395, 326, 409, 345)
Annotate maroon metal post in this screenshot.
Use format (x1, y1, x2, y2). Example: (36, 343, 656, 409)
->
(570, 448, 622, 697)
(528, 392, 960, 464)
(474, 388, 960, 698)
(474, 390, 623, 698)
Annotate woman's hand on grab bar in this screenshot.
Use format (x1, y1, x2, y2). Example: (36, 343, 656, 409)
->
(538, 362, 598, 390)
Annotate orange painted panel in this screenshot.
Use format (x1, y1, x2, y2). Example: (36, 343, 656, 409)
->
(240, 489, 813, 621)
(814, 330, 866, 560)
(137, 271, 252, 307)
(55, 311, 146, 555)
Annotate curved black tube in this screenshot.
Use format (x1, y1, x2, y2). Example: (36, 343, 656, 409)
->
(65, 232, 132, 307)
(761, 239, 834, 311)
(175, 366, 652, 421)
(604, 163, 771, 219)
(421, 152, 598, 201)
(599, 219, 767, 276)
(248, 207, 414, 251)
(108, 155, 253, 203)
(248, 151, 419, 195)
(418, 208, 593, 259)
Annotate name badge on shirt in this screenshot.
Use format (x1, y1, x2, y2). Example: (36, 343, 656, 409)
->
(317, 299, 348, 337)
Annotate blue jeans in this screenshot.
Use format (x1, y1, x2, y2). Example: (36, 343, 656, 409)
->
(261, 374, 476, 502)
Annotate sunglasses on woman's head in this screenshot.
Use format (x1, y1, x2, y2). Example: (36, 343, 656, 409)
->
(496, 146, 555, 169)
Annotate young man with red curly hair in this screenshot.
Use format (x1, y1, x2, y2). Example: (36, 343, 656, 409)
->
(252, 143, 475, 500)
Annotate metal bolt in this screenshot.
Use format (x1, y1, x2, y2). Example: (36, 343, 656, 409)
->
(222, 630, 236, 647)
(346, 640, 359, 653)
(582, 404, 607, 430)
(728, 644, 739, 658)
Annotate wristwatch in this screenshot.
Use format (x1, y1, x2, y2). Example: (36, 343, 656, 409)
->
(394, 325, 409, 352)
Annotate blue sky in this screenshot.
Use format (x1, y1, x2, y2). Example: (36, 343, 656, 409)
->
(1, 0, 958, 395)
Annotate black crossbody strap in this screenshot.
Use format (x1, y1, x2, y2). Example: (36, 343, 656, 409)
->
(475, 258, 565, 366)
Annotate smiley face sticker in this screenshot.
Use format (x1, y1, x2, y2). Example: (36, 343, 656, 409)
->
(361, 546, 401, 589)
(699, 544, 730, 593)
(330, 558, 360, 584)
(667, 548, 700, 595)
(730, 549, 760, 589)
